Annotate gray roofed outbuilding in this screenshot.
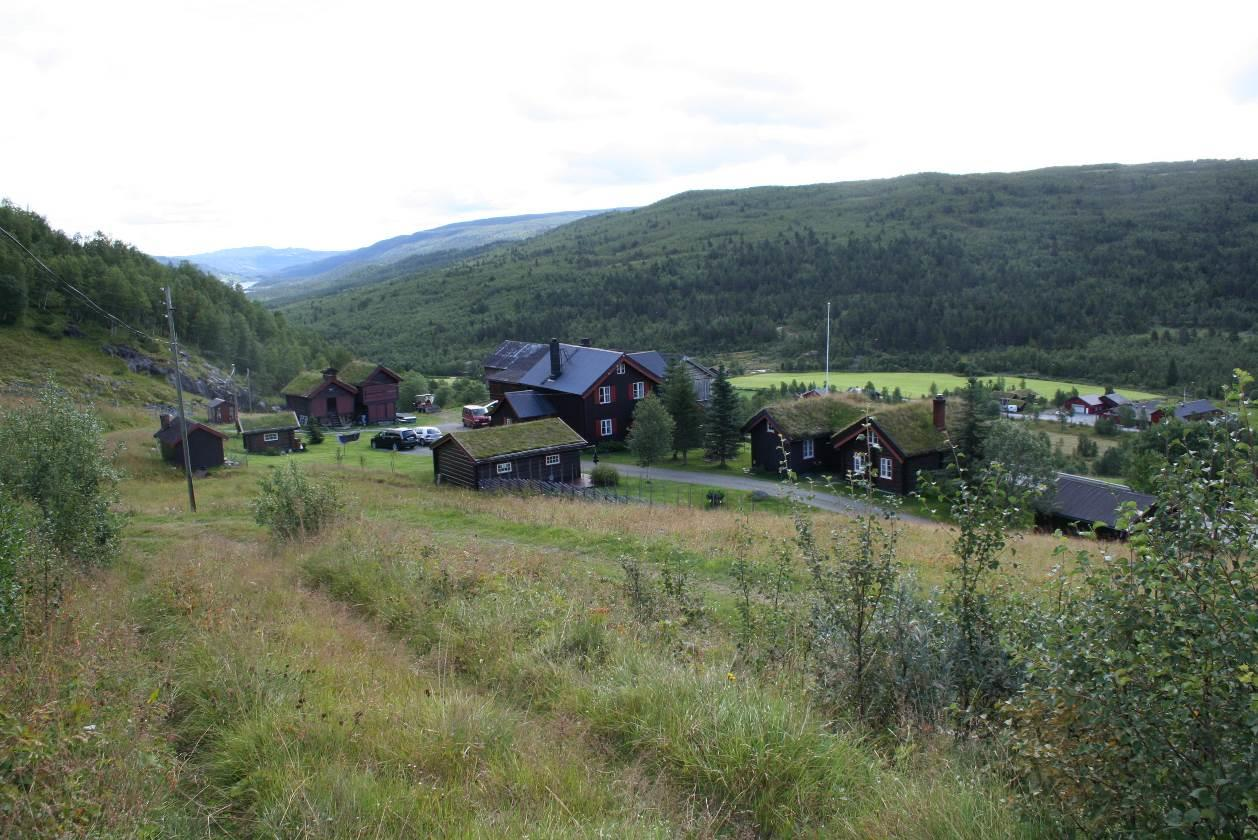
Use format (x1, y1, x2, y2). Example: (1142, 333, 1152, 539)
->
(500, 390, 558, 420)
(1049, 473, 1155, 531)
(1173, 399, 1223, 420)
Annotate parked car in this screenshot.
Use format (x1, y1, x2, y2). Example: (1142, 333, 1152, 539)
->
(414, 426, 443, 446)
(395, 412, 417, 424)
(370, 428, 420, 450)
(462, 404, 491, 428)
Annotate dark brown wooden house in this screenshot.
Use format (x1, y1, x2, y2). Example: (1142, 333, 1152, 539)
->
(432, 417, 589, 490)
(1041, 473, 1155, 538)
(742, 395, 951, 495)
(337, 360, 403, 425)
(483, 339, 662, 442)
(237, 412, 303, 453)
(283, 368, 358, 427)
(153, 414, 227, 471)
(207, 397, 236, 424)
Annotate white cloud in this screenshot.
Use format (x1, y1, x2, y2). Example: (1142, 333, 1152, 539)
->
(2, 0, 1257, 254)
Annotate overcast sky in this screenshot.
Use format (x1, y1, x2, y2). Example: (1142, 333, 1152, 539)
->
(4, 0, 1258, 256)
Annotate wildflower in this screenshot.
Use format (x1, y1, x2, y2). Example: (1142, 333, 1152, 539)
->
(726, 672, 736, 683)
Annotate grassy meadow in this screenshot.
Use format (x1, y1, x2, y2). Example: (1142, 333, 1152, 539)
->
(0, 423, 1076, 837)
(730, 369, 1163, 400)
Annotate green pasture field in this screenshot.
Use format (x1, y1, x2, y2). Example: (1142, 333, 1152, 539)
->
(729, 370, 1163, 401)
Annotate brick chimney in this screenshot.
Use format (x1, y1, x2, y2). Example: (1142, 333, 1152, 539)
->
(322, 367, 337, 381)
(549, 338, 562, 379)
(160, 413, 173, 430)
(933, 395, 947, 431)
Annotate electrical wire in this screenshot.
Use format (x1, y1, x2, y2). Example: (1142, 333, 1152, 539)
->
(0, 222, 166, 344)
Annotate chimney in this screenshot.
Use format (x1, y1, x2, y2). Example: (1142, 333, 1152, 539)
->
(549, 338, 562, 379)
(160, 413, 173, 429)
(933, 395, 947, 431)
(322, 367, 337, 381)
(580, 338, 591, 347)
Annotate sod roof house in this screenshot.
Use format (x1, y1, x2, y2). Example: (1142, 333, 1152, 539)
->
(432, 417, 589, 490)
(283, 361, 401, 427)
(237, 412, 303, 453)
(154, 414, 226, 471)
(742, 395, 951, 495)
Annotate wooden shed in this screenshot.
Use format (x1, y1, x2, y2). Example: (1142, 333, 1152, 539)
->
(237, 412, 303, 454)
(154, 414, 227, 471)
(432, 417, 589, 490)
(207, 397, 236, 424)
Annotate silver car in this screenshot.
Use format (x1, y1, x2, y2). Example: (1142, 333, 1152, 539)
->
(414, 426, 443, 446)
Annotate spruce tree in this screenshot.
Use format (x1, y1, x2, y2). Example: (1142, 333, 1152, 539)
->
(953, 376, 990, 467)
(704, 365, 743, 468)
(660, 358, 704, 464)
(626, 394, 673, 479)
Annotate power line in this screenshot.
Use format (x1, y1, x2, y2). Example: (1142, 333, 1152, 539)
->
(0, 222, 164, 344)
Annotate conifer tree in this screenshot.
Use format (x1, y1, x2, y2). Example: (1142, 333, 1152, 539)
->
(704, 365, 743, 467)
(660, 357, 703, 464)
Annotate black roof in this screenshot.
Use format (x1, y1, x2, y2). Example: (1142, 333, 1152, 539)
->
(627, 351, 667, 379)
(484, 340, 661, 396)
(1174, 399, 1222, 420)
(500, 390, 558, 420)
(1050, 473, 1155, 530)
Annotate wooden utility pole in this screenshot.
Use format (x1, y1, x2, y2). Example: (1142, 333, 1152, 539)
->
(163, 285, 197, 512)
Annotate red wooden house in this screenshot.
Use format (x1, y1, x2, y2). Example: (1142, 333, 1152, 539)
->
(1062, 394, 1106, 415)
(282, 361, 401, 427)
(483, 339, 662, 442)
(432, 418, 589, 490)
(237, 412, 303, 453)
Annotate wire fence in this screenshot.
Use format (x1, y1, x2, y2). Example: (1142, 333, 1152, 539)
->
(479, 477, 768, 511)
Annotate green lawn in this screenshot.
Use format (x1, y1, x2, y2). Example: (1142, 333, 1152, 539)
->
(730, 370, 1163, 401)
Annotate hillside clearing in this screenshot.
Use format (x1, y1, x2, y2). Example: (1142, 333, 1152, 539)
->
(730, 369, 1163, 400)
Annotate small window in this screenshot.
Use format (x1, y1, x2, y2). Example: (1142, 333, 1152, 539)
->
(879, 457, 893, 479)
(632, 381, 645, 400)
(600, 418, 614, 437)
(496, 462, 513, 475)
(853, 452, 867, 475)
(615, 362, 626, 375)
(545, 454, 560, 466)
(801, 438, 814, 459)
(598, 385, 612, 404)
(263, 432, 279, 443)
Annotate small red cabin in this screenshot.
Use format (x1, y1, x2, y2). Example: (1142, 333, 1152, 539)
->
(154, 414, 227, 471)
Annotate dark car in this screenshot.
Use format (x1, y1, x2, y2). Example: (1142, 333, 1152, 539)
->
(371, 428, 420, 450)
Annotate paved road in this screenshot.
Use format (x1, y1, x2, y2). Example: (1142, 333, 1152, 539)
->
(586, 460, 927, 523)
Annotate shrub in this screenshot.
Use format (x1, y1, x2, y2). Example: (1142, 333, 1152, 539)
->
(1010, 380, 1258, 835)
(590, 464, 619, 487)
(306, 417, 325, 445)
(251, 462, 342, 540)
(1093, 416, 1118, 436)
(0, 490, 29, 648)
(705, 489, 725, 508)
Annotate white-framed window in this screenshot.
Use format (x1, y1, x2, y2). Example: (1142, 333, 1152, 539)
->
(615, 362, 626, 374)
(496, 462, 513, 474)
(852, 452, 867, 475)
(599, 418, 614, 437)
(801, 438, 814, 459)
(263, 432, 279, 443)
(879, 457, 893, 479)
(545, 454, 561, 466)
(598, 385, 612, 404)
(632, 381, 645, 400)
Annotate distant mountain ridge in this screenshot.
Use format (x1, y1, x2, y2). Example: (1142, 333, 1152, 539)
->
(154, 246, 346, 285)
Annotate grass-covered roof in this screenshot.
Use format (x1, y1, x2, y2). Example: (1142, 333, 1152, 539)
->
(444, 418, 588, 460)
(281, 370, 327, 396)
(337, 360, 393, 384)
(237, 412, 301, 434)
(869, 402, 949, 457)
(754, 395, 867, 439)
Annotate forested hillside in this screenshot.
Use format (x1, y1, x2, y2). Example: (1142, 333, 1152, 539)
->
(0, 202, 325, 393)
(281, 160, 1258, 388)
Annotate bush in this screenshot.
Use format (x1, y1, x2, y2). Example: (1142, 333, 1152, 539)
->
(1094, 446, 1124, 477)
(1010, 400, 1258, 835)
(306, 417, 325, 445)
(590, 465, 619, 487)
(1093, 416, 1119, 436)
(251, 462, 342, 540)
(0, 490, 30, 648)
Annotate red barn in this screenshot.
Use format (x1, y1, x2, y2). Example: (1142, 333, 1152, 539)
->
(1062, 394, 1106, 415)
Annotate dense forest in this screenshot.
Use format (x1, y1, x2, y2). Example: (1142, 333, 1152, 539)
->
(0, 202, 325, 393)
(282, 160, 1258, 390)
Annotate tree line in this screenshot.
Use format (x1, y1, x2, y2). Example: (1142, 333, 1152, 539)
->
(0, 201, 326, 394)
